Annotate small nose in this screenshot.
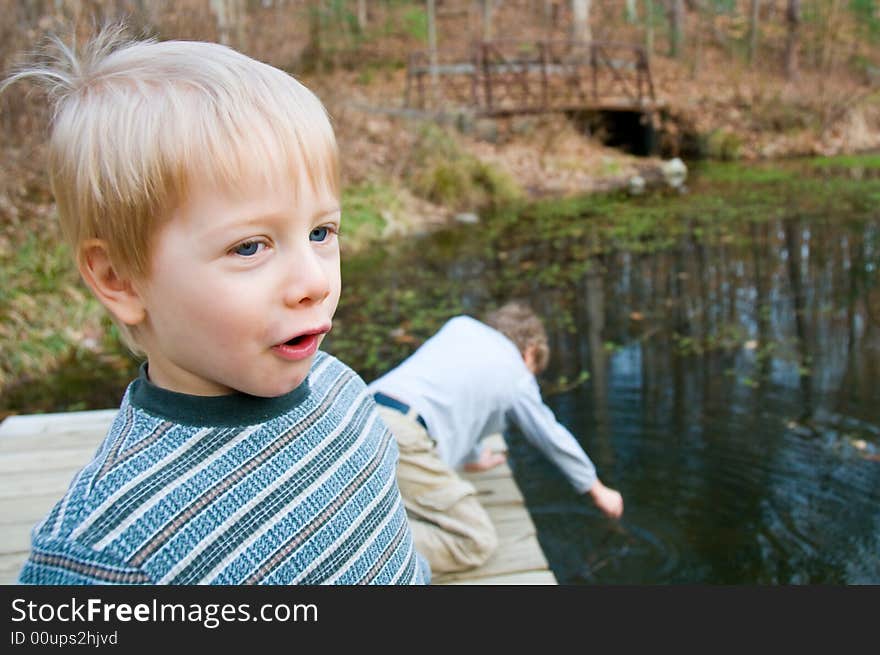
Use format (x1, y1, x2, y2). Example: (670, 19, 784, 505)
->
(283, 248, 331, 308)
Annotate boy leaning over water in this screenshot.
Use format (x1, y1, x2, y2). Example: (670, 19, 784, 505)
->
(4, 28, 429, 584)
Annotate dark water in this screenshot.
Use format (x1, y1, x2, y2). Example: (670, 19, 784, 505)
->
(504, 229, 880, 584)
(7, 162, 880, 583)
(330, 165, 880, 584)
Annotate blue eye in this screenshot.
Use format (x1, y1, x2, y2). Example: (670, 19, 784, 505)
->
(310, 227, 330, 242)
(233, 241, 262, 256)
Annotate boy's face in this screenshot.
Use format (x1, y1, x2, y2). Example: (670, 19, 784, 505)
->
(133, 174, 341, 397)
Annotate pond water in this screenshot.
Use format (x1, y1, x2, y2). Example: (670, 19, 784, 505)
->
(505, 226, 880, 584)
(329, 160, 880, 584)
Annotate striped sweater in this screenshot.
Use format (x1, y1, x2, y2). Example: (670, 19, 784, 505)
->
(19, 351, 430, 585)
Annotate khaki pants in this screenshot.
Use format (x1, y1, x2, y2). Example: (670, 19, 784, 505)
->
(376, 406, 498, 574)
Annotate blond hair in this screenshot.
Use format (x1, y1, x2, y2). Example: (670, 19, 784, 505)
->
(483, 302, 550, 373)
(3, 26, 338, 352)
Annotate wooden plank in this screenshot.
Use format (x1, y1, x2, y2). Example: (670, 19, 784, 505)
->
(491, 511, 538, 543)
(432, 533, 549, 583)
(0, 432, 108, 454)
(471, 476, 527, 507)
(0, 409, 117, 438)
(0, 493, 64, 526)
(0, 469, 78, 500)
(442, 570, 557, 585)
(0, 552, 28, 585)
(1, 521, 36, 555)
(433, 434, 557, 584)
(479, 502, 538, 527)
(0, 447, 101, 474)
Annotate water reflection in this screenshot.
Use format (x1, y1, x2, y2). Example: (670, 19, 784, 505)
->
(525, 219, 879, 583)
(332, 197, 880, 584)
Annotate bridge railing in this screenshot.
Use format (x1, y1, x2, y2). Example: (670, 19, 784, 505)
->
(405, 39, 657, 116)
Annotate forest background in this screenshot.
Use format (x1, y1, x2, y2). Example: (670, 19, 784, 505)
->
(2, 0, 880, 416)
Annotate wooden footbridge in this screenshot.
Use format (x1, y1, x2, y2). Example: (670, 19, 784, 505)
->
(0, 412, 555, 585)
(405, 39, 662, 118)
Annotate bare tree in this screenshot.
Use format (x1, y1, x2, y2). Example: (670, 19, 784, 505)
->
(304, 0, 324, 71)
(209, 0, 247, 50)
(626, 0, 638, 23)
(541, 0, 555, 39)
(820, 0, 845, 72)
(572, 0, 591, 44)
(479, 0, 494, 41)
(691, 0, 708, 77)
(427, 0, 438, 103)
(357, 0, 367, 32)
(748, 0, 760, 66)
(668, 0, 684, 58)
(785, 0, 800, 80)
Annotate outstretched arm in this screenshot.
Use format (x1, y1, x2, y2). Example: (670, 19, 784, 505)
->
(510, 376, 623, 518)
(587, 478, 624, 519)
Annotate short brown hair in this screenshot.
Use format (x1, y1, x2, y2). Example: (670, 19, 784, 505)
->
(482, 302, 550, 373)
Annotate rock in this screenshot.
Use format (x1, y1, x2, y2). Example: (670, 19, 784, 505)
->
(661, 157, 688, 189)
(454, 212, 480, 224)
(627, 175, 646, 195)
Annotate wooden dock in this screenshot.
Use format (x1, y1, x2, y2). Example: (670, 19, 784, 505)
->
(0, 411, 556, 585)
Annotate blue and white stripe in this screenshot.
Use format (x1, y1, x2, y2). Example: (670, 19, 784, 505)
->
(19, 351, 430, 585)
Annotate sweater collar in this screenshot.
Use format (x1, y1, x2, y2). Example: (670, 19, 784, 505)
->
(129, 362, 311, 427)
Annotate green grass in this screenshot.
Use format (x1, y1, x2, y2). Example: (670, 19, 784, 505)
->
(0, 227, 110, 392)
(406, 123, 523, 211)
(692, 161, 798, 185)
(809, 154, 880, 170)
(341, 181, 396, 247)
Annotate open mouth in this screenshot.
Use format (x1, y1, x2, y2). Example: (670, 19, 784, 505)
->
(272, 333, 320, 361)
(271, 326, 330, 361)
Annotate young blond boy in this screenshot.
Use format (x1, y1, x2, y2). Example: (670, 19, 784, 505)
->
(5, 30, 429, 584)
(369, 302, 623, 573)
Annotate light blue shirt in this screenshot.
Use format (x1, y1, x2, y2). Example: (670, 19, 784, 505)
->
(369, 316, 598, 494)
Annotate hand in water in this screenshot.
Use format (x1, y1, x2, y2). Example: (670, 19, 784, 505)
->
(588, 479, 624, 519)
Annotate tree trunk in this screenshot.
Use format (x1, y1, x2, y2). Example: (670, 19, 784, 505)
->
(626, 0, 638, 23)
(748, 0, 760, 67)
(543, 0, 555, 39)
(821, 0, 843, 72)
(691, 1, 706, 78)
(357, 0, 367, 32)
(572, 0, 591, 44)
(427, 0, 439, 104)
(304, 0, 324, 72)
(480, 0, 494, 41)
(668, 0, 684, 58)
(785, 0, 800, 80)
(645, 0, 654, 57)
(209, 0, 247, 50)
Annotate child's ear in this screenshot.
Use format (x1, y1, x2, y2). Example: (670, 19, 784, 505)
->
(522, 344, 539, 375)
(78, 239, 146, 326)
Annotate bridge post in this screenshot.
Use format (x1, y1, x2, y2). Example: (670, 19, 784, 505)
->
(471, 43, 479, 108)
(539, 41, 548, 111)
(481, 42, 493, 113)
(590, 42, 599, 102)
